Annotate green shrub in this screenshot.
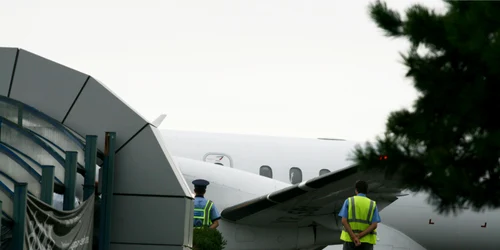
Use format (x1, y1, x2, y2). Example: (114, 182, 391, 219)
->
(192, 228, 227, 250)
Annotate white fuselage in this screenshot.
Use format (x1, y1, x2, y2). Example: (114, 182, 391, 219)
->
(162, 129, 500, 250)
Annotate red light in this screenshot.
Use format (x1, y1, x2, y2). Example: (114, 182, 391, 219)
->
(379, 155, 388, 160)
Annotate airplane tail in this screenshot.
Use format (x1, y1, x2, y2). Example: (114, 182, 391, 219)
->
(151, 114, 167, 127)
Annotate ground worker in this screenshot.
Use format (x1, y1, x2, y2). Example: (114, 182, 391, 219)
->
(192, 179, 221, 229)
(338, 180, 381, 250)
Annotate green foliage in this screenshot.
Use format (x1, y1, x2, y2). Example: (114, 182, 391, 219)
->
(192, 228, 227, 250)
(351, 0, 500, 215)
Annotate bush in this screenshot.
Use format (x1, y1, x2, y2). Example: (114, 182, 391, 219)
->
(192, 228, 227, 250)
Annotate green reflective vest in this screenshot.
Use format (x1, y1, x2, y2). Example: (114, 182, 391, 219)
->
(193, 199, 214, 229)
(339, 196, 377, 244)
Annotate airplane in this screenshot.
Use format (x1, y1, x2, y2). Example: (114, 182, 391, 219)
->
(160, 128, 500, 250)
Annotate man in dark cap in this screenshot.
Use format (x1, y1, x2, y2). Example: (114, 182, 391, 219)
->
(192, 179, 221, 229)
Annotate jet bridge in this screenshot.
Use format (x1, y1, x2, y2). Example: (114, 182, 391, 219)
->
(0, 47, 194, 249)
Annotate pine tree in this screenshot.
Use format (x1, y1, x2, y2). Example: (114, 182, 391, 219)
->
(351, 1, 500, 214)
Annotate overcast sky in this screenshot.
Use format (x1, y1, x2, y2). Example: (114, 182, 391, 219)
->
(1, 0, 446, 142)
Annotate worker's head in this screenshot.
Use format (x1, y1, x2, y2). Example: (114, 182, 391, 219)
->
(192, 179, 210, 196)
(194, 187, 206, 195)
(355, 180, 368, 195)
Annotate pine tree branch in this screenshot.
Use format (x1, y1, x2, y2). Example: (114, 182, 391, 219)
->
(368, 0, 403, 37)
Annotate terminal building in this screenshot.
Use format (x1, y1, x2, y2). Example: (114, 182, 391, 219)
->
(0, 47, 193, 249)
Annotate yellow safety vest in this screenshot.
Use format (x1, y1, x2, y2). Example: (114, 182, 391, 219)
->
(339, 196, 377, 244)
(193, 199, 214, 229)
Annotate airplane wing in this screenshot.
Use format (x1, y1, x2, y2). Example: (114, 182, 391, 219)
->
(220, 165, 404, 228)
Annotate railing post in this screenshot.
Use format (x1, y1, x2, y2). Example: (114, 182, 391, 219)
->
(63, 151, 78, 210)
(84, 135, 98, 201)
(13, 182, 27, 250)
(0, 200, 2, 238)
(99, 132, 116, 250)
(41, 165, 55, 205)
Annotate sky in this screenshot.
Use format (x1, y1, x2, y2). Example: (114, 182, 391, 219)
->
(1, 0, 446, 142)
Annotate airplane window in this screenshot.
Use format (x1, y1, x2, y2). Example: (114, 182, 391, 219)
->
(319, 169, 330, 176)
(289, 167, 302, 184)
(259, 165, 273, 178)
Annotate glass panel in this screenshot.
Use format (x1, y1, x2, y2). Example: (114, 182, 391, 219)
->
(62, 123, 105, 165)
(0, 97, 86, 167)
(0, 150, 41, 198)
(1, 142, 63, 185)
(0, 119, 66, 184)
(0, 174, 14, 219)
(259, 165, 273, 178)
(319, 169, 330, 176)
(289, 167, 302, 184)
(22, 111, 86, 167)
(1, 144, 42, 176)
(61, 123, 86, 143)
(0, 173, 14, 194)
(32, 132, 85, 170)
(0, 101, 19, 122)
(32, 133, 66, 162)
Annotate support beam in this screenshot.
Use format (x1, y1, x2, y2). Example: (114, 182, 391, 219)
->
(13, 182, 27, 250)
(17, 103, 23, 127)
(63, 151, 78, 210)
(84, 135, 98, 201)
(99, 132, 116, 250)
(41, 165, 55, 205)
